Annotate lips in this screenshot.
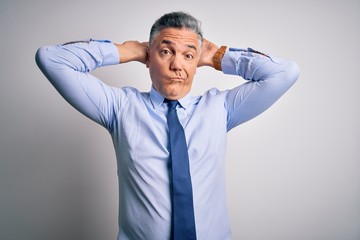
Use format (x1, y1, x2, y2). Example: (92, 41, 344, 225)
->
(169, 76, 185, 81)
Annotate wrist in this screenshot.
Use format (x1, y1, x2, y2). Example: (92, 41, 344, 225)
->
(115, 41, 148, 64)
(213, 46, 227, 71)
(115, 43, 129, 63)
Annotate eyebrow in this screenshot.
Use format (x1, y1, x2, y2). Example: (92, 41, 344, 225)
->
(160, 39, 197, 51)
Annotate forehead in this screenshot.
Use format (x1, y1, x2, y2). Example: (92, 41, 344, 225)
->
(153, 28, 200, 49)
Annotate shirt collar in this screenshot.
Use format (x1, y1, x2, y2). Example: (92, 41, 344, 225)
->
(149, 86, 164, 108)
(149, 86, 192, 110)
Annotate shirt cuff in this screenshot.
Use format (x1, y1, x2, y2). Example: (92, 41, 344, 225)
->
(93, 40, 120, 66)
(221, 48, 247, 75)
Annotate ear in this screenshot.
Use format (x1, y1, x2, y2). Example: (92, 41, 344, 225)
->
(145, 49, 150, 68)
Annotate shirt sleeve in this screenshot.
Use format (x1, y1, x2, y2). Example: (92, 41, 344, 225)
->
(223, 48, 300, 131)
(35, 40, 121, 129)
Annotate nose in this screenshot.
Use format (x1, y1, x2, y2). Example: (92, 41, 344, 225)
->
(170, 54, 182, 71)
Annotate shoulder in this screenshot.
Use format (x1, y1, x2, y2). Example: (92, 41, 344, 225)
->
(121, 86, 143, 95)
(109, 86, 148, 109)
(203, 87, 229, 97)
(192, 88, 229, 107)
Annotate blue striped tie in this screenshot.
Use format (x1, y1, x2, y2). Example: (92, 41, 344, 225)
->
(166, 100, 196, 240)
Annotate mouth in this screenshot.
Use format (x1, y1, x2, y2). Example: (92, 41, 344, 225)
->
(169, 76, 185, 81)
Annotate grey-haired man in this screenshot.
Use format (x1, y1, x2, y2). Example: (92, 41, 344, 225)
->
(36, 11, 299, 240)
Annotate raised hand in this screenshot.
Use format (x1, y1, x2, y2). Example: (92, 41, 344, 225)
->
(197, 38, 219, 68)
(115, 41, 149, 64)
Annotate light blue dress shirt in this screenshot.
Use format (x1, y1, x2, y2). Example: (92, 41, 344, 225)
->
(36, 40, 299, 240)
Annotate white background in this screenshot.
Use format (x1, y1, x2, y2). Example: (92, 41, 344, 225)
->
(1, 0, 359, 239)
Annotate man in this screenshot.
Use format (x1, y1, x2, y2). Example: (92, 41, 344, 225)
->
(36, 11, 299, 240)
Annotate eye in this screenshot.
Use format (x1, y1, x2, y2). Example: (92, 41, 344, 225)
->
(160, 49, 172, 55)
(185, 53, 194, 60)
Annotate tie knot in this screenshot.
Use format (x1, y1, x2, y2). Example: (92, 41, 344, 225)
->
(165, 99, 179, 109)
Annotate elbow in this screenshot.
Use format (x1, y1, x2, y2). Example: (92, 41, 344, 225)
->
(35, 46, 60, 83)
(285, 60, 300, 85)
(35, 46, 49, 72)
(35, 47, 48, 71)
(35, 46, 61, 77)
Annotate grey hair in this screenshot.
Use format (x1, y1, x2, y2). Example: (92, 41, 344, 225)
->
(149, 11, 203, 47)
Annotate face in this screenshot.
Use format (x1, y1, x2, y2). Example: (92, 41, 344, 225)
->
(147, 28, 201, 100)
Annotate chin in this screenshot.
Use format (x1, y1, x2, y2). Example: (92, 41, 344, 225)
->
(158, 84, 191, 100)
(164, 93, 180, 100)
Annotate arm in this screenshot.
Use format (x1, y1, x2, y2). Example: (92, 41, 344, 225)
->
(197, 39, 300, 131)
(224, 48, 300, 130)
(35, 39, 148, 129)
